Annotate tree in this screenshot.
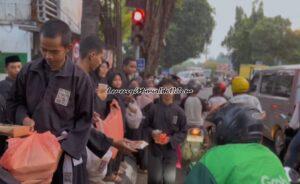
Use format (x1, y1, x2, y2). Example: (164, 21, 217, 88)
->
(222, 2, 300, 70)
(81, 0, 101, 39)
(162, 0, 215, 67)
(142, 0, 177, 74)
(81, 0, 132, 69)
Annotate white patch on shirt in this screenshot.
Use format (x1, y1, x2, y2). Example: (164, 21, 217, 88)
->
(172, 115, 178, 125)
(55, 88, 71, 106)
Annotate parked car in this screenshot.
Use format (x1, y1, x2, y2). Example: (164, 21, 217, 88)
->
(177, 71, 206, 85)
(250, 65, 300, 155)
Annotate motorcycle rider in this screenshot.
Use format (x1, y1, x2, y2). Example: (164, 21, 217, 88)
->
(229, 76, 264, 114)
(185, 103, 289, 184)
(184, 80, 203, 127)
(207, 82, 228, 112)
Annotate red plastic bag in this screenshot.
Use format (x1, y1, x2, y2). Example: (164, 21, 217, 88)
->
(0, 131, 62, 184)
(102, 100, 124, 158)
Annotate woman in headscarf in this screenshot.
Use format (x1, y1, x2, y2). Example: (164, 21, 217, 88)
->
(91, 61, 110, 85)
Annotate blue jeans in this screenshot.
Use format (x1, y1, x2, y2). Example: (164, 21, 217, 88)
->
(148, 152, 177, 184)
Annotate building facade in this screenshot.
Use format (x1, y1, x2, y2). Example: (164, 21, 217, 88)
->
(0, 0, 82, 73)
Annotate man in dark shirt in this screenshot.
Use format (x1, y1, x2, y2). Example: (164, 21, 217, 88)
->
(6, 19, 93, 184)
(0, 55, 22, 100)
(119, 57, 141, 88)
(144, 78, 188, 184)
(78, 35, 137, 158)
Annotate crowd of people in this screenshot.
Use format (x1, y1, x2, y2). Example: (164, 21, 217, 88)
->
(0, 19, 297, 184)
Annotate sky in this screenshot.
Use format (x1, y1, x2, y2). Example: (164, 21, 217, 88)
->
(196, 0, 300, 63)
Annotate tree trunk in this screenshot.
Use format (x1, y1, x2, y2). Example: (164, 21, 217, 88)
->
(115, 0, 123, 70)
(143, 0, 176, 74)
(81, 0, 101, 39)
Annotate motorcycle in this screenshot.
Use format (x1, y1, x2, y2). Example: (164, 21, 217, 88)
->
(182, 126, 210, 166)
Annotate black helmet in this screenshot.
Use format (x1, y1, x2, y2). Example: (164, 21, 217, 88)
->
(208, 103, 263, 145)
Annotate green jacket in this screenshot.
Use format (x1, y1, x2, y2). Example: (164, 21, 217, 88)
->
(185, 143, 289, 184)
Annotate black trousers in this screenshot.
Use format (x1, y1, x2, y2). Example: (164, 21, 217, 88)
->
(147, 151, 177, 184)
(285, 130, 300, 169)
(52, 153, 88, 184)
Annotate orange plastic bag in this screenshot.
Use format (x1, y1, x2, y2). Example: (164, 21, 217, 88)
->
(0, 131, 62, 184)
(102, 100, 124, 158)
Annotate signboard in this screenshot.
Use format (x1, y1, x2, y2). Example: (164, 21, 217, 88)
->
(137, 58, 145, 72)
(72, 41, 80, 63)
(161, 68, 170, 76)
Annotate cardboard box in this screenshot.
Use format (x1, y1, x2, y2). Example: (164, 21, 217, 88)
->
(0, 124, 31, 137)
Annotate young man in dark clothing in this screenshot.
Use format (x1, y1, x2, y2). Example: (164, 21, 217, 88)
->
(119, 57, 141, 88)
(144, 78, 187, 184)
(79, 35, 138, 183)
(78, 35, 137, 157)
(6, 20, 93, 184)
(0, 55, 22, 100)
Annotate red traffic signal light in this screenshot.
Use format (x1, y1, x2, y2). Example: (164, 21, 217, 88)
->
(132, 9, 145, 26)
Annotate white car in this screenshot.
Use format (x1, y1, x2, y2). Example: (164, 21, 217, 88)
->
(177, 71, 206, 85)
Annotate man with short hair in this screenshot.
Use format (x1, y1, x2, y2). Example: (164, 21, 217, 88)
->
(144, 78, 188, 184)
(120, 57, 140, 88)
(6, 19, 93, 184)
(0, 55, 22, 100)
(78, 34, 137, 155)
(78, 35, 138, 183)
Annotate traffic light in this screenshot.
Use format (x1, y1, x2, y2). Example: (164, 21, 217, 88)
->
(131, 8, 145, 59)
(132, 8, 145, 27)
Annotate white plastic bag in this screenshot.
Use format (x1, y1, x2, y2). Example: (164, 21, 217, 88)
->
(86, 147, 113, 184)
(126, 101, 143, 129)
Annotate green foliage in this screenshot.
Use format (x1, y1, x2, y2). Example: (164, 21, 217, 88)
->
(121, 1, 132, 42)
(223, 2, 300, 70)
(162, 0, 215, 67)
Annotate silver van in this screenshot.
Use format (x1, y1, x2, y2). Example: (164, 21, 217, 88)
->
(250, 65, 300, 155)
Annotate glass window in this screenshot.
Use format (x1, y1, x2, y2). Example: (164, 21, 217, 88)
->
(260, 74, 275, 95)
(273, 74, 293, 98)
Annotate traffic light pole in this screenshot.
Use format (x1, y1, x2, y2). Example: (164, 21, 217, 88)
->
(135, 45, 140, 59)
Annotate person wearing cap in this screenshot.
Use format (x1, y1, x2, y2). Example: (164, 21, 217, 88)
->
(0, 55, 22, 100)
(185, 104, 289, 184)
(229, 76, 264, 113)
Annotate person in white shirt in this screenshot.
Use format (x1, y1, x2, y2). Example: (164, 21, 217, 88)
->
(208, 82, 228, 112)
(184, 80, 203, 127)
